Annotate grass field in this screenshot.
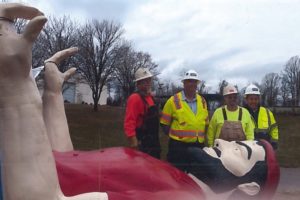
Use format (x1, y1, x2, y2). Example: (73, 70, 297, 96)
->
(66, 104, 300, 167)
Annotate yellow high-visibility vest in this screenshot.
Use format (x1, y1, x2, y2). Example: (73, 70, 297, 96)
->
(160, 92, 209, 143)
(252, 107, 279, 141)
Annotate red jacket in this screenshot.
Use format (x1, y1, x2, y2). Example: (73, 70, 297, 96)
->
(124, 93, 155, 137)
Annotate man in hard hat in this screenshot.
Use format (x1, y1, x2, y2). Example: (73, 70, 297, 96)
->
(124, 68, 161, 158)
(207, 84, 254, 147)
(160, 70, 209, 171)
(244, 84, 279, 150)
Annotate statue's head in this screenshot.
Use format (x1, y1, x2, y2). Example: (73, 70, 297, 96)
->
(188, 139, 279, 199)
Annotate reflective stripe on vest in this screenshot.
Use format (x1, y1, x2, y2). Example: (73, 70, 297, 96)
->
(269, 123, 278, 130)
(201, 96, 207, 110)
(255, 124, 278, 133)
(160, 112, 172, 124)
(170, 129, 205, 138)
(173, 93, 181, 109)
(254, 128, 269, 133)
(267, 109, 271, 125)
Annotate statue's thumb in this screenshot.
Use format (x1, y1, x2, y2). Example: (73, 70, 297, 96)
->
(64, 68, 76, 81)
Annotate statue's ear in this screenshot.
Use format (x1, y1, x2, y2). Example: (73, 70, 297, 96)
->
(237, 182, 260, 196)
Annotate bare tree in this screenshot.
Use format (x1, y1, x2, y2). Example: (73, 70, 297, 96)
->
(260, 73, 280, 106)
(112, 40, 159, 102)
(164, 80, 171, 95)
(218, 80, 228, 95)
(135, 51, 158, 73)
(280, 74, 292, 106)
(14, 19, 27, 33)
(77, 20, 124, 111)
(34, 16, 79, 70)
(134, 52, 158, 88)
(171, 83, 183, 94)
(281, 56, 300, 106)
(199, 80, 207, 94)
(112, 41, 136, 102)
(159, 79, 173, 96)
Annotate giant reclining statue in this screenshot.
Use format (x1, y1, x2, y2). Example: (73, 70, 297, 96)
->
(0, 3, 279, 200)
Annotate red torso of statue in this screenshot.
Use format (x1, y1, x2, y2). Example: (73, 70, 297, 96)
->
(54, 147, 205, 200)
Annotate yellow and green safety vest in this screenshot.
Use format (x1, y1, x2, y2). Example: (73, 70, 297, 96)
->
(252, 107, 278, 142)
(160, 92, 209, 143)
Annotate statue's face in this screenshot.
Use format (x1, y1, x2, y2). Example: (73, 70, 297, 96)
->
(203, 139, 265, 177)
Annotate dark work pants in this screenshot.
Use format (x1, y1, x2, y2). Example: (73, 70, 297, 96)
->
(167, 138, 204, 172)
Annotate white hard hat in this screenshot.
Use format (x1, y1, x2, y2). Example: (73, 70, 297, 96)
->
(134, 68, 153, 82)
(182, 70, 200, 82)
(223, 84, 238, 96)
(245, 84, 260, 95)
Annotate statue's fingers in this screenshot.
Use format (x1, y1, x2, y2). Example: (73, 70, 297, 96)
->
(63, 67, 76, 81)
(22, 15, 47, 42)
(49, 47, 79, 64)
(0, 3, 43, 21)
(44, 62, 57, 73)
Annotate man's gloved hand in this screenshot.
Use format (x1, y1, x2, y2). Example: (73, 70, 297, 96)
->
(160, 124, 170, 135)
(128, 136, 138, 149)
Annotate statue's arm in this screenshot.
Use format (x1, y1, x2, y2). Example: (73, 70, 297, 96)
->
(42, 48, 78, 152)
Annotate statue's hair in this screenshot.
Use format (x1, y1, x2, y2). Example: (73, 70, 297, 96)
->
(257, 139, 280, 200)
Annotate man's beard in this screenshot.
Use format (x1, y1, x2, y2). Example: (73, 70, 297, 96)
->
(186, 147, 267, 194)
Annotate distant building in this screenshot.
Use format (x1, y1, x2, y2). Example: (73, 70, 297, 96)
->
(36, 73, 108, 105)
(63, 80, 108, 105)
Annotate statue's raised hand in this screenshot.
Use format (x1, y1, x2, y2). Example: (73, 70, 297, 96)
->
(44, 47, 78, 93)
(0, 3, 46, 81)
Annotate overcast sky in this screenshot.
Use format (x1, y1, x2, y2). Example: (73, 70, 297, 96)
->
(19, 0, 300, 92)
